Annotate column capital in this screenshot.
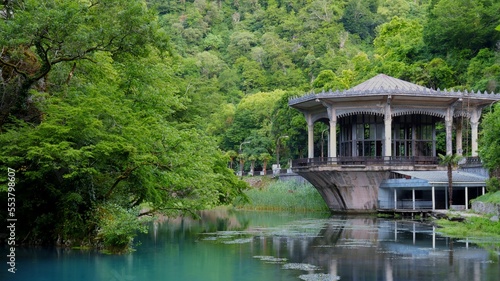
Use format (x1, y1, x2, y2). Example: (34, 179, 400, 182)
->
(326, 106, 337, 122)
(470, 106, 481, 124)
(384, 103, 392, 121)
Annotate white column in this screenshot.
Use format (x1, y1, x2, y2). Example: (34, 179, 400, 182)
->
(456, 120, 463, 155)
(470, 108, 480, 157)
(308, 123, 314, 158)
(432, 186, 435, 210)
(306, 114, 314, 158)
(384, 102, 392, 157)
(412, 188, 415, 210)
(482, 186, 485, 195)
(329, 108, 337, 158)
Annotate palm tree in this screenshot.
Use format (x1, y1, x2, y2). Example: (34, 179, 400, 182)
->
(259, 153, 272, 175)
(226, 150, 238, 169)
(438, 153, 463, 208)
(237, 153, 247, 179)
(248, 155, 257, 176)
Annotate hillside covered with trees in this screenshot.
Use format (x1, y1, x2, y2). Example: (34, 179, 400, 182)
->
(1, 0, 500, 251)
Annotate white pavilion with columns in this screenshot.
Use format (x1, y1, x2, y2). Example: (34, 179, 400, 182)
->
(289, 74, 500, 161)
(288, 74, 500, 212)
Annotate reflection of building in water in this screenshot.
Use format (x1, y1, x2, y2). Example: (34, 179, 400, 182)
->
(249, 218, 496, 281)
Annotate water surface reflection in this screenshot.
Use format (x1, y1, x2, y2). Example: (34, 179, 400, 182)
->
(4, 210, 499, 281)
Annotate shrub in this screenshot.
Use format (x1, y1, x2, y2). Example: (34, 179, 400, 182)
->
(95, 204, 149, 254)
(486, 177, 500, 193)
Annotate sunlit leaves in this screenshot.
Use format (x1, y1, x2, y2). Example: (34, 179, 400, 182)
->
(424, 0, 500, 54)
(374, 17, 424, 62)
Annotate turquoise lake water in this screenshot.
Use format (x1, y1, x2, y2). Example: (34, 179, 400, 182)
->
(3, 210, 500, 281)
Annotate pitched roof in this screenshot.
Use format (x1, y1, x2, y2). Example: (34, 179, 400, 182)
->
(393, 171, 486, 186)
(350, 74, 428, 92)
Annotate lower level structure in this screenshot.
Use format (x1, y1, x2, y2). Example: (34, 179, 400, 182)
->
(292, 157, 487, 212)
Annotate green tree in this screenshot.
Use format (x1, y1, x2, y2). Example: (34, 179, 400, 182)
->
(225, 150, 238, 169)
(341, 0, 380, 41)
(413, 58, 455, 89)
(313, 70, 336, 90)
(237, 152, 248, 178)
(248, 155, 257, 175)
(479, 104, 500, 173)
(0, 0, 247, 252)
(0, 0, 163, 126)
(222, 90, 286, 151)
(374, 17, 424, 63)
(466, 49, 500, 93)
(259, 153, 272, 175)
(271, 91, 308, 159)
(424, 0, 500, 55)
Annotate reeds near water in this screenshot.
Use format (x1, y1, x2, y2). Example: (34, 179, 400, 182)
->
(237, 180, 329, 212)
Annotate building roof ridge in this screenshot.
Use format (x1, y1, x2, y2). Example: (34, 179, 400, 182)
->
(349, 74, 429, 92)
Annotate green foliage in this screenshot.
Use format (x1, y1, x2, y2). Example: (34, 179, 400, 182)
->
(424, 0, 500, 55)
(466, 49, 500, 93)
(480, 104, 500, 171)
(0, 0, 247, 250)
(96, 203, 149, 254)
(313, 70, 336, 90)
(0, 0, 162, 125)
(341, 0, 381, 41)
(271, 91, 308, 159)
(374, 17, 424, 63)
(436, 216, 500, 238)
(222, 90, 286, 153)
(485, 178, 500, 194)
(474, 191, 500, 203)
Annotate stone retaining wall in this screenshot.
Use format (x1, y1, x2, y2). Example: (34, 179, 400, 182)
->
(471, 201, 500, 216)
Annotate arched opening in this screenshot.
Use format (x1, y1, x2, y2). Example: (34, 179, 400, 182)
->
(313, 118, 330, 158)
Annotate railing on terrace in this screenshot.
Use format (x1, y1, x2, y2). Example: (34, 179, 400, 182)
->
(292, 156, 439, 167)
(378, 200, 434, 210)
(463, 156, 482, 165)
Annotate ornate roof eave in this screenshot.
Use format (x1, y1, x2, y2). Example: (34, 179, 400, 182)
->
(288, 86, 500, 106)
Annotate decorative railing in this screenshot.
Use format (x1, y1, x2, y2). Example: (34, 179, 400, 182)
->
(292, 156, 439, 167)
(463, 156, 482, 165)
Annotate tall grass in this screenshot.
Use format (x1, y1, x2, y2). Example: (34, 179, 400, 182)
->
(437, 216, 500, 238)
(473, 191, 500, 203)
(236, 179, 329, 212)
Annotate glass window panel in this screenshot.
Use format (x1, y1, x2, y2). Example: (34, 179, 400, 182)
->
(356, 124, 364, 139)
(377, 124, 383, 139)
(356, 141, 363, 156)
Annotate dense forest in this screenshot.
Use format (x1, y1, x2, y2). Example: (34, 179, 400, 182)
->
(1, 0, 500, 251)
